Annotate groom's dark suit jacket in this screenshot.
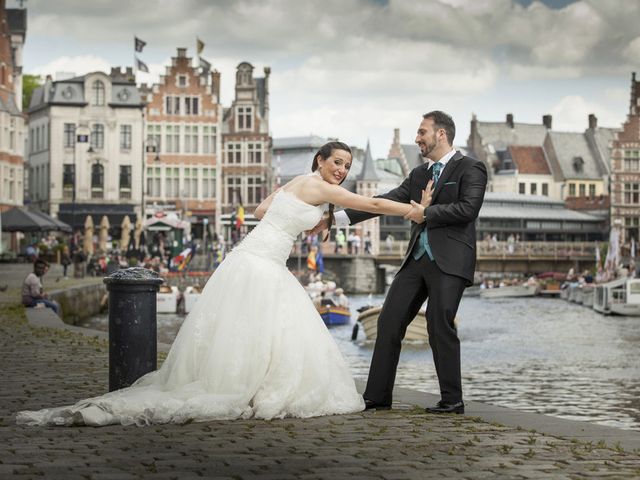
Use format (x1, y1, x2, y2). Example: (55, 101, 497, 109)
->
(344, 151, 487, 286)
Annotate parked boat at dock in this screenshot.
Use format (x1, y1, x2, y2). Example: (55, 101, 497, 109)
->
(479, 284, 538, 299)
(183, 286, 202, 313)
(593, 278, 640, 316)
(355, 306, 428, 343)
(316, 305, 351, 326)
(157, 285, 180, 313)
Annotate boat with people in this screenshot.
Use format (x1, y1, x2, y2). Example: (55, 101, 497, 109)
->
(316, 305, 351, 326)
(593, 277, 640, 316)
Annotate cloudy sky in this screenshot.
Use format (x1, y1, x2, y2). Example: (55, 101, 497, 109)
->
(15, 0, 639, 158)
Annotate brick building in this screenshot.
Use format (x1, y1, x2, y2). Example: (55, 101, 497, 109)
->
(0, 0, 26, 214)
(140, 48, 223, 239)
(611, 72, 640, 244)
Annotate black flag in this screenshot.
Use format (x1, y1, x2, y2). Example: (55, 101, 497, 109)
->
(135, 36, 146, 53)
(135, 57, 149, 73)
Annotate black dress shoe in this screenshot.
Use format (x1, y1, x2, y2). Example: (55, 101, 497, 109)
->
(363, 399, 391, 411)
(425, 400, 464, 414)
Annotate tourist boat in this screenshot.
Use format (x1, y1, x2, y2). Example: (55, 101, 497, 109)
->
(157, 285, 180, 313)
(479, 284, 538, 299)
(316, 305, 351, 326)
(581, 285, 596, 307)
(593, 278, 640, 316)
(183, 285, 202, 314)
(355, 306, 428, 342)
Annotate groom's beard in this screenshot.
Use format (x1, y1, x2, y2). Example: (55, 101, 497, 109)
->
(421, 138, 437, 159)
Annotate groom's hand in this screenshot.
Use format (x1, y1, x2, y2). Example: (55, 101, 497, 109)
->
(421, 180, 434, 207)
(405, 201, 426, 224)
(306, 214, 330, 236)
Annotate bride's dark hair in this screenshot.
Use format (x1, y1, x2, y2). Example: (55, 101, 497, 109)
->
(311, 141, 352, 242)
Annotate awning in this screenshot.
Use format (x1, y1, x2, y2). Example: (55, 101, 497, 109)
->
(57, 203, 137, 230)
(0, 207, 72, 233)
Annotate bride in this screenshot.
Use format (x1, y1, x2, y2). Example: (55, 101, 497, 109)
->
(17, 141, 427, 426)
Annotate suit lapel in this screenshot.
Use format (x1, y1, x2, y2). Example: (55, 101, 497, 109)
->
(431, 151, 463, 202)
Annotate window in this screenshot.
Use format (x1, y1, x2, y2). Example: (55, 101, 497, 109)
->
(579, 184, 586, 197)
(518, 182, 525, 194)
(178, 75, 187, 87)
(63, 164, 75, 189)
(92, 80, 105, 106)
(203, 126, 216, 154)
(542, 183, 548, 196)
(530, 183, 537, 195)
(165, 167, 179, 197)
(119, 165, 132, 199)
(569, 183, 576, 196)
(572, 156, 584, 173)
(91, 124, 104, 149)
(147, 124, 161, 154)
(226, 143, 242, 164)
(226, 176, 242, 204)
(165, 95, 181, 115)
(202, 168, 215, 198)
(184, 125, 198, 153)
(624, 150, 640, 171)
(146, 167, 161, 197)
(184, 168, 198, 198)
(247, 176, 263, 204)
(185, 97, 199, 115)
(91, 163, 104, 198)
(248, 142, 262, 164)
(588, 184, 596, 198)
(624, 217, 640, 242)
(64, 123, 76, 148)
(165, 125, 180, 153)
(624, 183, 640, 205)
(237, 106, 253, 130)
(120, 125, 132, 150)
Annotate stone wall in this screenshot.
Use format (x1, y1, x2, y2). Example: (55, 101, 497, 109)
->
(50, 283, 107, 325)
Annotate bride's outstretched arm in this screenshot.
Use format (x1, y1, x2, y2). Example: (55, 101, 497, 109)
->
(312, 183, 424, 221)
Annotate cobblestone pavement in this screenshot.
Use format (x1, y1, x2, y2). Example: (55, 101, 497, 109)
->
(1, 278, 640, 478)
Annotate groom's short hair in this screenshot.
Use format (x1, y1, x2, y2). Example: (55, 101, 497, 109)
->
(424, 110, 455, 145)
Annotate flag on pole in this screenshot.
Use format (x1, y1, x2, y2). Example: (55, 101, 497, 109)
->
(307, 250, 317, 271)
(235, 205, 245, 229)
(595, 242, 601, 268)
(197, 37, 205, 55)
(134, 36, 146, 53)
(199, 56, 211, 72)
(632, 237, 636, 259)
(135, 57, 149, 73)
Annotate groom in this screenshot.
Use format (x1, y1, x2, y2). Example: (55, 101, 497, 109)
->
(313, 111, 487, 413)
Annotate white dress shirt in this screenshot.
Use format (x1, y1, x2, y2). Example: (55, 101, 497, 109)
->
(334, 149, 457, 227)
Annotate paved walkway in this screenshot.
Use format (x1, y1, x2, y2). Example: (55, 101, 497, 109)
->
(1, 264, 639, 478)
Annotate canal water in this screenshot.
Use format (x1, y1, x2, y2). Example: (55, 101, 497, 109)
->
(81, 293, 640, 431)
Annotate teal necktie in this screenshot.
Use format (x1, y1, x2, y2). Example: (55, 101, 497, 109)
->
(412, 162, 442, 261)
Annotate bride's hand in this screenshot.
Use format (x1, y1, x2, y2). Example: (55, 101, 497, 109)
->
(404, 201, 426, 224)
(306, 214, 330, 235)
(421, 180, 434, 207)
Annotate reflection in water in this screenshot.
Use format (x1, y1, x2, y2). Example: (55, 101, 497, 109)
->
(81, 294, 640, 431)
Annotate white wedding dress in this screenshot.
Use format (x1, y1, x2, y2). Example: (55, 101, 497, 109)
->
(17, 190, 364, 426)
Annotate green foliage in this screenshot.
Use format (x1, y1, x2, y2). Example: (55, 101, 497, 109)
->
(22, 74, 43, 111)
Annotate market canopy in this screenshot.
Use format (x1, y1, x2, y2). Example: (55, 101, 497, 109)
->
(0, 207, 72, 233)
(144, 213, 190, 232)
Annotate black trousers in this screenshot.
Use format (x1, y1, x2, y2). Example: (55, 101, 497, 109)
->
(363, 254, 466, 405)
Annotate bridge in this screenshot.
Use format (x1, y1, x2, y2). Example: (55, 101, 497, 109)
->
(289, 241, 598, 293)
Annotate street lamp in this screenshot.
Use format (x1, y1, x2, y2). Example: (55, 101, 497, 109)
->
(73, 126, 91, 234)
(142, 137, 159, 223)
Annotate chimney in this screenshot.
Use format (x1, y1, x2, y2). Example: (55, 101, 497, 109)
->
(542, 114, 552, 129)
(588, 114, 597, 129)
(393, 128, 400, 145)
(211, 70, 221, 99)
(177, 48, 187, 58)
(506, 113, 514, 129)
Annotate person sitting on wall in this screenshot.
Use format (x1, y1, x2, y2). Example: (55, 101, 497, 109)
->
(22, 259, 60, 315)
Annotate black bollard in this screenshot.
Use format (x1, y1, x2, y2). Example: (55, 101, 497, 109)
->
(103, 267, 164, 391)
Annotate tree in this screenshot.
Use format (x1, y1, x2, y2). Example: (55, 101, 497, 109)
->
(22, 74, 42, 111)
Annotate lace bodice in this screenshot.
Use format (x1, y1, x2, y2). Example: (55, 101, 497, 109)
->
(232, 190, 326, 264)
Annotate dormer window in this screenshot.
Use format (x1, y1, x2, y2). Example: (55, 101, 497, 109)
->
(572, 156, 584, 173)
(92, 80, 105, 106)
